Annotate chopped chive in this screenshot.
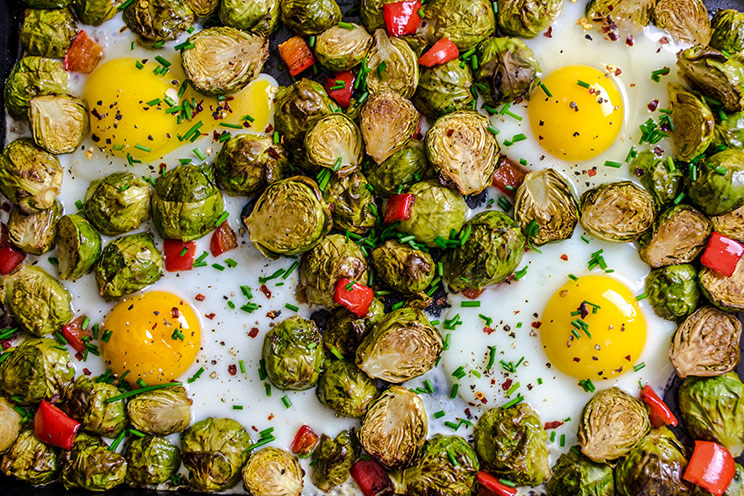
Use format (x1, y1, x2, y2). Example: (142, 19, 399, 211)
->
(193, 148, 207, 161)
(154, 55, 171, 67)
(107, 382, 182, 403)
(604, 160, 622, 168)
(434, 410, 446, 419)
(212, 263, 225, 271)
(460, 301, 480, 308)
(338, 21, 354, 29)
(487, 125, 499, 135)
(577, 80, 590, 88)
(285, 303, 299, 312)
(281, 395, 292, 408)
(673, 192, 686, 205)
(539, 82, 552, 97)
(146, 98, 161, 106)
(450, 383, 459, 398)
(134, 144, 151, 153)
(502, 394, 524, 409)
(716, 166, 728, 175)
(213, 210, 229, 227)
(135, 61, 144, 70)
(666, 156, 677, 172)
(633, 362, 646, 372)
(264, 383, 271, 396)
(219, 122, 243, 129)
(636, 292, 648, 301)
(499, 479, 516, 488)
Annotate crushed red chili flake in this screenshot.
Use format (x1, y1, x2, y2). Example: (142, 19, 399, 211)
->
(483, 326, 495, 335)
(587, 169, 597, 177)
(205, 313, 216, 320)
(531, 321, 542, 329)
(653, 146, 664, 156)
(228, 364, 237, 376)
(614, 68, 622, 76)
(659, 36, 670, 44)
(267, 147, 281, 160)
(266, 310, 279, 319)
(545, 420, 564, 430)
(502, 378, 513, 391)
(171, 307, 180, 318)
(647, 99, 659, 111)
(75, 352, 84, 361)
(260, 284, 272, 299)
(248, 327, 259, 338)
(625, 354, 632, 361)
(446, 128, 454, 137)
(560, 254, 568, 261)
(265, 124, 274, 133)
(626, 35, 634, 46)
(83, 368, 92, 376)
(544, 26, 553, 38)
(195, 293, 206, 301)
(159, 163, 167, 174)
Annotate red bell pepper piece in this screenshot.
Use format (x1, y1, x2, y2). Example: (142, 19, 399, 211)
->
(60, 316, 90, 355)
(0, 244, 25, 275)
(334, 278, 374, 317)
(477, 471, 518, 496)
(383, 0, 422, 36)
(684, 441, 736, 496)
(418, 38, 459, 67)
(290, 425, 319, 456)
(492, 156, 528, 196)
(384, 193, 415, 224)
(34, 400, 81, 450)
(163, 239, 196, 272)
(701, 232, 743, 277)
(324, 71, 356, 109)
(64, 30, 103, 74)
(639, 384, 678, 427)
(350, 458, 390, 496)
(278, 36, 315, 76)
(210, 221, 238, 257)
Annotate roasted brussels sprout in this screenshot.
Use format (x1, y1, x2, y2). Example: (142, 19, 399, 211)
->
(654, 0, 710, 45)
(360, 0, 384, 31)
(126, 386, 192, 436)
(631, 150, 683, 207)
(311, 430, 360, 492)
(710, 9, 744, 56)
(83, 172, 150, 236)
(585, 0, 655, 26)
(4, 56, 67, 120)
(412, 60, 475, 120)
(94, 232, 163, 301)
(615, 427, 690, 496)
(699, 255, 744, 312)
(578, 387, 650, 463)
(242, 448, 303, 496)
(323, 172, 377, 234)
(59, 433, 127, 491)
(122, 0, 194, 43)
(219, 0, 277, 33)
(305, 113, 363, 175)
(316, 359, 379, 418)
(398, 179, 467, 246)
(124, 435, 180, 487)
(0, 338, 74, 404)
(152, 164, 224, 241)
(475, 37, 540, 107)
(398, 434, 479, 496)
(214, 134, 289, 197)
(0, 138, 62, 214)
(366, 30, 419, 98)
(360, 89, 419, 164)
(181, 27, 268, 96)
(29, 95, 89, 155)
(57, 214, 102, 281)
(0, 398, 21, 454)
(183, 0, 217, 16)
(424, 0, 496, 50)
(514, 168, 579, 246)
(180, 417, 252, 492)
(639, 204, 711, 268)
(580, 181, 656, 242)
(669, 83, 715, 162)
(366, 140, 430, 197)
(546, 446, 614, 496)
(21, 8, 77, 58)
(713, 111, 744, 151)
(315, 23, 373, 72)
(1, 429, 58, 486)
(72, 0, 125, 25)
(358, 386, 427, 468)
(263, 316, 325, 391)
(497, 0, 562, 38)
(280, 0, 340, 36)
(646, 264, 700, 321)
(7, 200, 61, 255)
(443, 211, 526, 292)
(712, 205, 744, 241)
(677, 45, 744, 113)
(63, 376, 126, 437)
(322, 299, 384, 359)
(687, 149, 744, 216)
(371, 240, 435, 294)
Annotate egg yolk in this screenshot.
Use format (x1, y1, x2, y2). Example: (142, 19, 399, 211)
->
(540, 275, 645, 381)
(529, 65, 624, 161)
(101, 291, 201, 385)
(83, 57, 273, 162)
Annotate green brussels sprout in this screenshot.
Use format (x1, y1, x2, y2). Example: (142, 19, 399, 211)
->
(580, 181, 656, 242)
(712, 205, 744, 241)
(183, 0, 217, 16)
(4, 56, 67, 121)
(62, 376, 127, 437)
(126, 386, 192, 436)
(631, 150, 683, 207)
(316, 360, 379, 418)
(400, 434, 479, 496)
(1, 265, 73, 337)
(669, 83, 715, 162)
(638, 204, 711, 268)
(654, 0, 711, 45)
(615, 427, 690, 496)
(0, 338, 74, 404)
(0, 398, 21, 454)
(122, 0, 194, 43)
(181, 417, 252, 492)
(311, 430, 360, 491)
(713, 111, 744, 150)
(123, 435, 180, 486)
(514, 168, 579, 246)
(214, 134, 289, 197)
(710, 10, 744, 56)
(242, 448, 304, 496)
(305, 113, 364, 175)
(94, 232, 163, 301)
(412, 59, 475, 120)
(426, 110, 499, 195)
(0, 429, 58, 486)
(475, 37, 540, 107)
(442, 211, 526, 292)
(219, 0, 278, 34)
(424, 0, 496, 50)
(358, 386, 427, 468)
(263, 316, 325, 391)
(57, 214, 102, 281)
(698, 254, 744, 312)
(181, 27, 268, 96)
(360, 89, 419, 165)
(72, 0, 125, 26)
(7, 200, 62, 255)
(366, 30, 419, 98)
(315, 23, 373, 72)
(0, 138, 62, 214)
(25, 0, 70, 6)
(366, 140, 430, 198)
(670, 306, 741, 379)
(83, 172, 150, 236)
(280, 0, 341, 36)
(546, 446, 614, 496)
(21, 8, 77, 58)
(151, 164, 224, 241)
(322, 299, 384, 359)
(497, 0, 562, 38)
(585, 0, 655, 26)
(29, 95, 89, 155)
(371, 240, 435, 294)
(687, 149, 744, 216)
(398, 179, 467, 246)
(578, 387, 650, 463)
(645, 264, 700, 321)
(59, 433, 127, 491)
(360, 0, 384, 31)
(322, 172, 377, 234)
(677, 45, 744, 113)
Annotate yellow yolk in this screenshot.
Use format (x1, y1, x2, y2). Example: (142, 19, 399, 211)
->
(101, 291, 201, 385)
(540, 275, 645, 381)
(83, 57, 273, 162)
(529, 65, 624, 161)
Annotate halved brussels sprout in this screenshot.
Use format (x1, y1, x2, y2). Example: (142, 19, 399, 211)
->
(474, 403, 550, 486)
(242, 448, 303, 496)
(366, 30, 419, 98)
(646, 264, 700, 321)
(687, 149, 744, 216)
(710, 10, 744, 56)
(699, 255, 744, 312)
(57, 214, 102, 281)
(59, 433, 127, 491)
(426, 110, 499, 195)
(122, 0, 194, 43)
(631, 150, 683, 207)
(29, 95, 88, 155)
(315, 23, 373, 72)
(219, 0, 278, 34)
(360, 89, 418, 164)
(712, 205, 744, 241)
(443, 211, 525, 292)
(323, 172, 377, 234)
(424, 0, 496, 50)
(514, 168, 579, 246)
(669, 84, 715, 162)
(0, 338, 74, 404)
(181, 27, 268, 96)
(585, 0, 655, 26)
(7, 200, 62, 255)
(358, 386, 427, 468)
(72, 0, 125, 26)
(0, 398, 21, 454)
(322, 299, 384, 359)
(677, 45, 744, 112)
(63, 376, 126, 437)
(546, 445, 614, 496)
(580, 181, 655, 242)
(714, 111, 744, 151)
(475, 37, 540, 107)
(83, 172, 150, 235)
(638, 204, 711, 268)
(316, 359, 379, 418)
(654, 0, 710, 45)
(94, 232, 163, 301)
(305, 113, 363, 175)
(21, 8, 77, 58)
(679, 372, 744, 456)
(280, 0, 340, 35)
(126, 386, 192, 435)
(4, 56, 67, 121)
(412, 59, 475, 120)
(360, 0, 384, 31)
(497, 0, 562, 38)
(670, 306, 741, 378)
(366, 140, 430, 197)
(214, 134, 289, 197)
(398, 179, 467, 246)
(311, 430, 360, 492)
(578, 387, 650, 463)
(124, 435, 180, 487)
(183, 0, 217, 16)
(399, 434, 479, 496)
(0, 138, 62, 214)
(263, 316, 325, 391)
(1, 429, 58, 486)
(371, 240, 435, 294)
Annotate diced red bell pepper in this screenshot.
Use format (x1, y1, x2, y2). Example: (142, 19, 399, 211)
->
(639, 384, 678, 427)
(210, 221, 238, 257)
(163, 239, 196, 272)
(350, 458, 390, 496)
(383, 0, 422, 37)
(64, 30, 103, 74)
(684, 441, 736, 496)
(278, 36, 315, 77)
(492, 156, 528, 196)
(0, 244, 25, 275)
(334, 278, 374, 318)
(33, 400, 81, 450)
(384, 193, 415, 224)
(418, 38, 459, 67)
(290, 425, 319, 456)
(324, 71, 355, 109)
(477, 471, 518, 496)
(60, 316, 90, 355)
(701, 232, 743, 277)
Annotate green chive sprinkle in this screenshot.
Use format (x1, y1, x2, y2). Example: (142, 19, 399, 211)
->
(577, 80, 590, 88)
(285, 303, 299, 312)
(604, 160, 622, 168)
(281, 395, 292, 408)
(107, 382, 182, 403)
(539, 83, 552, 97)
(461, 301, 480, 308)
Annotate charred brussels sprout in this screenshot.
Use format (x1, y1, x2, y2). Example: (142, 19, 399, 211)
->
(1, 429, 58, 486)
(546, 446, 614, 496)
(631, 150, 683, 206)
(83, 172, 150, 235)
(638, 204, 711, 268)
(214, 134, 288, 197)
(122, 0, 194, 43)
(242, 448, 304, 496)
(424, 0, 495, 50)
(714, 111, 744, 151)
(126, 386, 192, 435)
(219, 0, 278, 34)
(710, 10, 744, 56)
(29, 95, 89, 155)
(669, 84, 715, 162)
(323, 172, 376, 234)
(57, 214, 102, 281)
(316, 359, 379, 418)
(360, 0, 384, 31)
(514, 168, 579, 246)
(497, 0, 562, 38)
(687, 149, 744, 216)
(315, 24, 373, 72)
(0, 398, 21, 454)
(580, 181, 655, 242)
(398, 179, 467, 246)
(180, 417, 252, 491)
(366, 30, 419, 98)
(670, 306, 741, 378)
(63, 376, 126, 437)
(0, 338, 74, 404)
(371, 240, 435, 294)
(4, 56, 67, 121)
(400, 434, 479, 496)
(124, 435, 180, 486)
(366, 140, 429, 197)
(677, 45, 744, 113)
(578, 387, 650, 463)
(322, 299, 384, 359)
(305, 113, 363, 175)
(645, 264, 700, 321)
(654, 0, 710, 45)
(476, 37, 540, 107)
(182, 27, 268, 96)
(280, 0, 340, 36)
(72, 0, 125, 26)
(360, 89, 418, 164)
(7, 200, 62, 255)
(59, 433, 127, 491)
(699, 255, 744, 312)
(412, 60, 474, 120)
(442, 211, 525, 292)
(426, 111, 499, 195)
(151, 164, 224, 241)
(712, 205, 744, 241)
(0, 138, 62, 214)
(94, 232, 163, 301)
(586, 0, 655, 26)
(311, 431, 359, 491)
(358, 386, 427, 468)
(21, 8, 77, 58)
(183, 0, 217, 16)
(262, 316, 325, 391)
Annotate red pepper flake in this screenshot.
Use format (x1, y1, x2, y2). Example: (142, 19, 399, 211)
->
(446, 128, 454, 137)
(171, 307, 180, 319)
(227, 364, 237, 376)
(266, 310, 279, 319)
(587, 169, 597, 177)
(560, 254, 568, 261)
(659, 36, 670, 45)
(544, 26, 553, 38)
(265, 124, 274, 134)
(260, 284, 272, 299)
(531, 321, 542, 329)
(614, 68, 622, 76)
(83, 368, 92, 376)
(544, 420, 565, 430)
(205, 313, 216, 320)
(483, 326, 495, 335)
(195, 293, 205, 301)
(653, 146, 664, 156)
(267, 147, 281, 160)
(0, 341, 10, 350)
(248, 327, 259, 338)
(75, 352, 84, 361)
(647, 99, 659, 111)
(502, 378, 513, 391)
(626, 35, 634, 46)
(625, 355, 632, 361)
(159, 163, 167, 174)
